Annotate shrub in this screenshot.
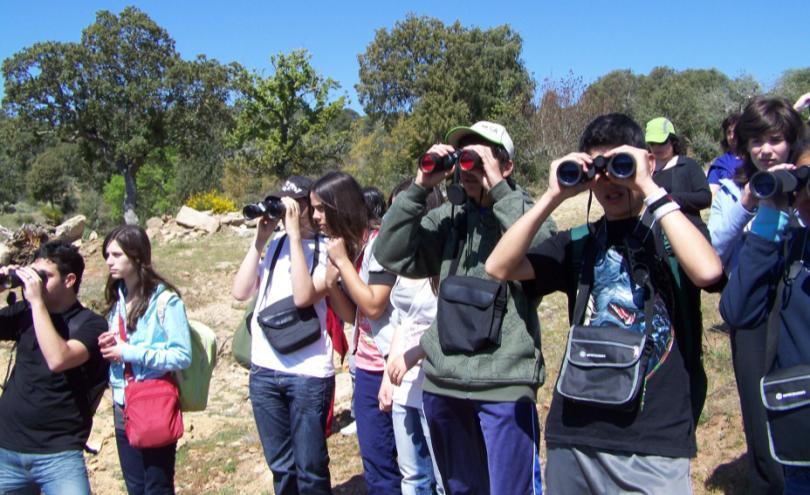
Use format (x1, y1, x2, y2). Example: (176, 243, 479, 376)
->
(40, 205, 63, 226)
(186, 191, 238, 214)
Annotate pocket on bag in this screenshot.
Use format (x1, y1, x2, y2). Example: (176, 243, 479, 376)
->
(556, 325, 647, 408)
(436, 275, 507, 354)
(761, 365, 810, 466)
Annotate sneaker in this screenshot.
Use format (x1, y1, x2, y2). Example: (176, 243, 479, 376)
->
(340, 420, 357, 436)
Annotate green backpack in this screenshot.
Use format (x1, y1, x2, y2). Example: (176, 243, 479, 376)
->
(232, 296, 256, 369)
(156, 291, 218, 412)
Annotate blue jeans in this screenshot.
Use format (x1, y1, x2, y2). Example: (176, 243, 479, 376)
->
(114, 405, 177, 495)
(355, 368, 402, 494)
(392, 403, 444, 495)
(249, 365, 335, 495)
(0, 446, 90, 495)
(785, 466, 810, 495)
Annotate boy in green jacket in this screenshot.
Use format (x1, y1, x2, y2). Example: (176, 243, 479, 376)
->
(375, 121, 555, 494)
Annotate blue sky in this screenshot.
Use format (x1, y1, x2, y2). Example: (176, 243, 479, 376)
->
(1, 0, 807, 112)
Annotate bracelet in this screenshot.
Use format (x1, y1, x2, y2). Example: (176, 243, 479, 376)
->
(643, 187, 668, 207)
(652, 201, 680, 221)
(646, 194, 675, 214)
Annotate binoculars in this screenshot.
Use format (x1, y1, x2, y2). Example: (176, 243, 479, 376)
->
(419, 149, 483, 174)
(242, 196, 285, 220)
(556, 153, 636, 187)
(0, 268, 47, 290)
(750, 168, 810, 200)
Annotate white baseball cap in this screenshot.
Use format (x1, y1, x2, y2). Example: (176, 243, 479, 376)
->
(446, 121, 515, 160)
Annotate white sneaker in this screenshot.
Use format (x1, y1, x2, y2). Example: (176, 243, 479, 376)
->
(340, 420, 357, 436)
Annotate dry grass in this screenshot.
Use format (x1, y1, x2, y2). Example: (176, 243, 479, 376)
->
(0, 196, 748, 493)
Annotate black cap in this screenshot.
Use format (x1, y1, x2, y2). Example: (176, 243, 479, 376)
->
(268, 175, 313, 200)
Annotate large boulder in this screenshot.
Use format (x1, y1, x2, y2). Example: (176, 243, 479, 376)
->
(55, 215, 86, 243)
(175, 206, 220, 234)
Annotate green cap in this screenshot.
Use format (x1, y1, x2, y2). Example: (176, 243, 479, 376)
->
(645, 117, 676, 143)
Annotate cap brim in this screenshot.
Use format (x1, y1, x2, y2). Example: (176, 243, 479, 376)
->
(645, 131, 669, 143)
(446, 126, 498, 148)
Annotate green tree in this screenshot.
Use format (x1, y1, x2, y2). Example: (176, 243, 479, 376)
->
(773, 68, 810, 105)
(26, 143, 79, 207)
(230, 49, 349, 178)
(355, 15, 535, 184)
(0, 112, 49, 206)
(2, 7, 239, 224)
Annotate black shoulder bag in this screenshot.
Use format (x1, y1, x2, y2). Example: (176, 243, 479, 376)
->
(760, 229, 810, 466)
(256, 235, 322, 354)
(436, 214, 508, 354)
(556, 233, 656, 410)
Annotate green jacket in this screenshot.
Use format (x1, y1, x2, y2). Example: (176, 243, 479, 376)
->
(374, 180, 556, 401)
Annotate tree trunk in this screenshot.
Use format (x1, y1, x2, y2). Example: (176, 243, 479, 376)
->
(122, 164, 139, 225)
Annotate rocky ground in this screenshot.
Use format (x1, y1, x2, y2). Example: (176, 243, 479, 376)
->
(0, 195, 749, 494)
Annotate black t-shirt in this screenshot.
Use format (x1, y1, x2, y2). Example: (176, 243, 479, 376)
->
(0, 300, 109, 453)
(526, 218, 697, 458)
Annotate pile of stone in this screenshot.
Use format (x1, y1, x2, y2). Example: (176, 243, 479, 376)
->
(0, 215, 89, 266)
(145, 207, 255, 243)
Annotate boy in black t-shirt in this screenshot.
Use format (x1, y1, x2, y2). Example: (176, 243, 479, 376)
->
(486, 114, 722, 493)
(0, 240, 108, 495)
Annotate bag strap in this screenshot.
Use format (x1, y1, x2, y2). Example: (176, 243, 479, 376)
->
(448, 211, 468, 276)
(623, 237, 657, 340)
(571, 222, 655, 339)
(259, 234, 320, 308)
(155, 290, 174, 328)
(764, 229, 808, 371)
(571, 225, 600, 326)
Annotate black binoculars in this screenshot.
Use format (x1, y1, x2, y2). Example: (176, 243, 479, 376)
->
(242, 196, 285, 220)
(750, 168, 810, 200)
(419, 149, 483, 174)
(0, 268, 47, 290)
(556, 153, 636, 187)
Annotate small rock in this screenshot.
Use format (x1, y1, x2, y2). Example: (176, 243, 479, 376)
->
(146, 216, 164, 230)
(0, 243, 10, 266)
(220, 212, 245, 226)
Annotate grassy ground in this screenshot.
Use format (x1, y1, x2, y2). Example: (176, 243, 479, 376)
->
(0, 193, 749, 493)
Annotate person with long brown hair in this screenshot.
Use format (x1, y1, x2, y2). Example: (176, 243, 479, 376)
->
(97, 225, 192, 495)
(708, 96, 808, 494)
(312, 171, 403, 494)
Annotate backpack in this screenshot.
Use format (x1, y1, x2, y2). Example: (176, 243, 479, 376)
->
(156, 291, 217, 412)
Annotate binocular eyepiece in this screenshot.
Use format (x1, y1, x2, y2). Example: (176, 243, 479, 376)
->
(750, 168, 810, 200)
(556, 153, 637, 187)
(419, 149, 483, 174)
(0, 268, 47, 290)
(242, 196, 286, 220)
